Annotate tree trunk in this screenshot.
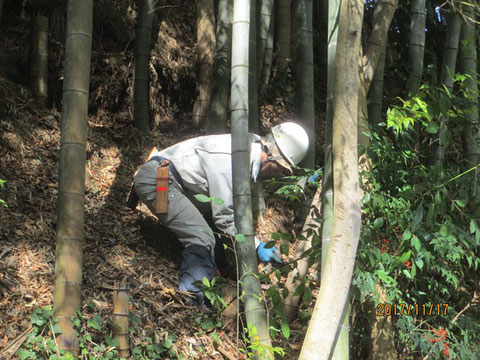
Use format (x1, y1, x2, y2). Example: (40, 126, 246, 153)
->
(53, 0, 93, 356)
(361, 3, 399, 356)
(248, 1, 266, 223)
(0, 0, 3, 26)
(231, 1, 273, 358)
(282, 187, 321, 320)
(295, 0, 315, 222)
(359, 0, 397, 149)
(27, 0, 51, 9)
(248, 0, 259, 133)
(261, 5, 274, 85)
(30, 14, 49, 108)
(133, 0, 154, 132)
(435, 11, 461, 163)
(251, 181, 266, 224)
(210, 0, 233, 134)
(367, 47, 385, 127)
(318, 0, 339, 353)
(257, 0, 273, 82)
(362, 0, 398, 92)
(193, 0, 216, 128)
(406, 0, 426, 93)
(320, 3, 357, 358)
(275, 0, 291, 72)
(290, 0, 296, 67)
(357, 45, 370, 153)
(368, 285, 396, 360)
(299, 0, 363, 358)
(316, 0, 328, 73)
(459, 8, 479, 167)
(360, 3, 399, 357)
(295, 0, 315, 168)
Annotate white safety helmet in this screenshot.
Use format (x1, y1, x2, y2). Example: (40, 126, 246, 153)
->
(271, 122, 309, 170)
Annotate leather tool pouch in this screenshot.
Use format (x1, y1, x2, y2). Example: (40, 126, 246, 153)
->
(155, 164, 169, 214)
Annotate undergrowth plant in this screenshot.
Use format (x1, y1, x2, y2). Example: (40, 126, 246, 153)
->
(0, 179, 7, 207)
(17, 304, 178, 360)
(353, 76, 480, 358)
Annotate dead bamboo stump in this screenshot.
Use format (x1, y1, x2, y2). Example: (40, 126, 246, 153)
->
(112, 280, 129, 358)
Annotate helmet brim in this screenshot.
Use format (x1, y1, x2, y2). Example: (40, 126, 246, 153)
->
(271, 145, 293, 174)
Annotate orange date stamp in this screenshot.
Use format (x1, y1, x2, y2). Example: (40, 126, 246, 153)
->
(376, 303, 449, 317)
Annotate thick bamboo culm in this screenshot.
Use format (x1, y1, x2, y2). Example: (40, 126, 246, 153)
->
(112, 281, 130, 358)
(30, 15, 49, 108)
(133, 0, 154, 132)
(0, 0, 4, 27)
(192, 0, 215, 128)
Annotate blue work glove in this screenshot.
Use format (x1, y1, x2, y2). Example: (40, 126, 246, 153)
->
(257, 241, 283, 264)
(309, 168, 322, 184)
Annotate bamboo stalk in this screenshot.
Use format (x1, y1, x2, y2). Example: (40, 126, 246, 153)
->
(54, 0, 93, 355)
(275, 0, 291, 72)
(0, 0, 4, 26)
(231, 1, 274, 358)
(407, 0, 426, 93)
(133, 0, 154, 132)
(210, 0, 233, 133)
(282, 187, 321, 320)
(257, 0, 273, 80)
(30, 15, 49, 108)
(434, 11, 461, 163)
(261, 7, 274, 85)
(459, 6, 479, 166)
(299, 0, 363, 357)
(112, 280, 130, 358)
(193, 0, 215, 128)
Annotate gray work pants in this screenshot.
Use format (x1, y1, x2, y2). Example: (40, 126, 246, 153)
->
(133, 160, 216, 305)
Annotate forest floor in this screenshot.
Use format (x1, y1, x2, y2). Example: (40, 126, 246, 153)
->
(0, 1, 325, 359)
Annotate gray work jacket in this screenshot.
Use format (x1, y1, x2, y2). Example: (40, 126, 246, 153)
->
(150, 133, 263, 237)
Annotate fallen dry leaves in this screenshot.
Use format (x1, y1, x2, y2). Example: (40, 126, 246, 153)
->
(0, 2, 319, 356)
(0, 74, 314, 359)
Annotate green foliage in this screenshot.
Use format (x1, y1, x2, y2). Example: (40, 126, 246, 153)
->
(130, 332, 177, 360)
(17, 305, 181, 360)
(193, 193, 224, 205)
(386, 73, 472, 139)
(17, 306, 119, 360)
(239, 324, 285, 359)
(263, 168, 321, 203)
(0, 179, 7, 208)
(354, 80, 480, 358)
(194, 276, 228, 311)
(257, 229, 317, 345)
(190, 279, 290, 358)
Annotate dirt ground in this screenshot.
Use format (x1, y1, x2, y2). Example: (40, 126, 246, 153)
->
(0, 1, 325, 359)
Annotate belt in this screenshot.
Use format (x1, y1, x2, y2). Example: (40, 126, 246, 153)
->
(148, 156, 185, 188)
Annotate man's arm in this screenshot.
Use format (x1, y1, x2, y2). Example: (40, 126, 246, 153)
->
(205, 167, 282, 264)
